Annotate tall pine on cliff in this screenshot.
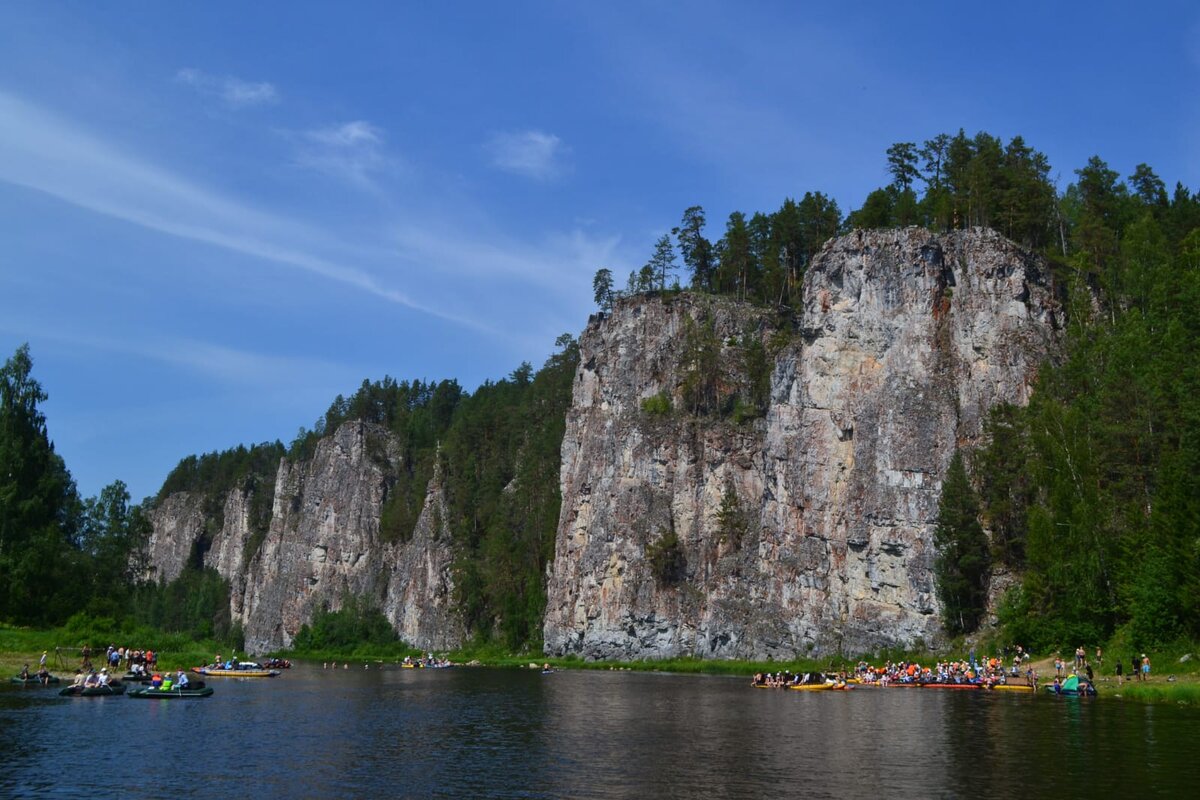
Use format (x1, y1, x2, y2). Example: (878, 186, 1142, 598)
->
(933, 452, 991, 636)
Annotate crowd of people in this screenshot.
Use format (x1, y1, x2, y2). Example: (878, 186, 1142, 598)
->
(752, 670, 845, 687)
(78, 644, 158, 675)
(851, 653, 1037, 688)
(749, 644, 1162, 694)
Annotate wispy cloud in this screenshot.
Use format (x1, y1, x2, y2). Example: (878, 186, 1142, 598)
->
(292, 120, 392, 188)
(485, 130, 570, 181)
(0, 318, 353, 388)
(176, 67, 279, 108)
(0, 91, 481, 330)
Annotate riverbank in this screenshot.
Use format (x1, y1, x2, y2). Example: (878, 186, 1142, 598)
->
(9, 622, 1199, 705)
(0, 623, 236, 677)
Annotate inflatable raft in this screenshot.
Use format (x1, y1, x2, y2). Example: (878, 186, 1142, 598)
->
(60, 683, 126, 697)
(128, 686, 214, 699)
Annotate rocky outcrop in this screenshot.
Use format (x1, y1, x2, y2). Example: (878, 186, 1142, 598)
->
(543, 228, 1061, 659)
(147, 421, 463, 654)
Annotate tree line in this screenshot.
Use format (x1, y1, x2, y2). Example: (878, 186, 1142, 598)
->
(0, 345, 238, 644)
(931, 151, 1200, 652)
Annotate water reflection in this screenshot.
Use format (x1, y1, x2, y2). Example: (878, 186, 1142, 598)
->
(1, 667, 1197, 798)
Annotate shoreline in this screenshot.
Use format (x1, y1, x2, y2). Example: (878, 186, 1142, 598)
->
(6, 623, 1197, 706)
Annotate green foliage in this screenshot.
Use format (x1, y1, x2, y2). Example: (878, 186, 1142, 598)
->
(640, 392, 672, 415)
(131, 567, 241, 647)
(933, 452, 990, 636)
(0, 344, 82, 625)
(847, 130, 1057, 248)
(638, 196, 840, 308)
(592, 267, 615, 311)
(679, 315, 723, 415)
(975, 404, 1032, 565)
(439, 334, 580, 650)
(714, 483, 749, 548)
(292, 595, 400, 654)
(972, 167, 1200, 650)
(646, 528, 686, 586)
(646, 234, 677, 291)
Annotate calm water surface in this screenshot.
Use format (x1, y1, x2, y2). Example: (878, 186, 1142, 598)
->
(2, 666, 1196, 798)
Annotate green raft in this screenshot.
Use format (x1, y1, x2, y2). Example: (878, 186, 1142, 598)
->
(60, 683, 126, 697)
(128, 686, 213, 699)
(10, 675, 61, 685)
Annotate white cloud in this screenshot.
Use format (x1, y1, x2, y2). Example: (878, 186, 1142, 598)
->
(0, 90, 480, 330)
(485, 130, 570, 181)
(176, 67, 279, 108)
(292, 120, 394, 189)
(1, 319, 351, 388)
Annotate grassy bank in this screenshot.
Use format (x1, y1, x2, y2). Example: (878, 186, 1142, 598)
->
(0, 623, 240, 677)
(1106, 681, 1200, 705)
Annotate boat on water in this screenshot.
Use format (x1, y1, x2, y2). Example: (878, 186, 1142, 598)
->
(990, 684, 1035, 692)
(194, 668, 279, 678)
(10, 675, 61, 686)
(60, 683, 126, 697)
(789, 682, 851, 691)
(128, 686, 214, 699)
(193, 661, 280, 678)
(919, 682, 983, 690)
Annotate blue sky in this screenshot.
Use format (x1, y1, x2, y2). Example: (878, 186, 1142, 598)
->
(2, 1, 1198, 501)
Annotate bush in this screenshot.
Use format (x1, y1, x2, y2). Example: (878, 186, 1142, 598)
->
(640, 392, 672, 415)
(647, 529, 687, 586)
(291, 595, 401, 654)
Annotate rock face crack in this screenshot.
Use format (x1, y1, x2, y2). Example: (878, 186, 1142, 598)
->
(543, 228, 1061, 660)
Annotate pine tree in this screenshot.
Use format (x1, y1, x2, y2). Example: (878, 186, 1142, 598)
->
(934, 451, 991, 636)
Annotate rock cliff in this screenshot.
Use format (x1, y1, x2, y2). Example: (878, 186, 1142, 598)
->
(147, 421, 462, 654)
(542, 228, 1061, 659)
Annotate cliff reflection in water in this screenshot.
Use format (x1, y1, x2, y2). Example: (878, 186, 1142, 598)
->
(5, 665, 1198, 797)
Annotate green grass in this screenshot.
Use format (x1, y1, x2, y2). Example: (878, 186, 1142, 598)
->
(1, 622, 239, 677)
(1107, 681, 1200, 705)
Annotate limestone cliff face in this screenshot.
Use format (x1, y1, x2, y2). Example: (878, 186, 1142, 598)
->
(543, 228, 1061, 659)
(147, 421, 463, 654)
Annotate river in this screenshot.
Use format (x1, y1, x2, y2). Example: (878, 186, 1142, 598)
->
(2, 665, 1196, 797)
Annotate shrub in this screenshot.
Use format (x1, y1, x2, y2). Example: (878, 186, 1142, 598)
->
(647, 529, 687, 586)
(640, 392, 672, 415)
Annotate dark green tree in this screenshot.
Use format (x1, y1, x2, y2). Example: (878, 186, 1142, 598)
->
(674, 206, 714, 291)
(933, 452, 991, 636)
(715, 212, 755, 300)
(592, 268, 615, 312)
(0, 344, 81, 624)
(714, 482, 748, 547)
(847, 188, 895, 229)
(886, 141, 920, 192)
(646, 234, 678, 291)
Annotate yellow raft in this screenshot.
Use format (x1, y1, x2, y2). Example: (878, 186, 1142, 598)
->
(195, 667, 279, 678)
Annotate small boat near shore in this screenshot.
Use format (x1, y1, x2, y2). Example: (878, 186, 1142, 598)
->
(128, 686, 214, 699)
(10, 675, 60, 686)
